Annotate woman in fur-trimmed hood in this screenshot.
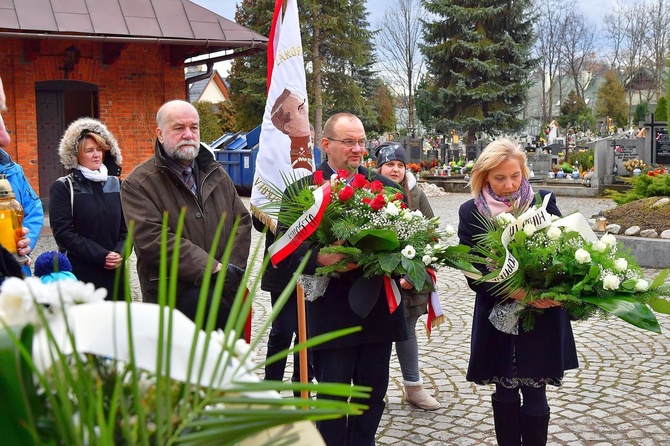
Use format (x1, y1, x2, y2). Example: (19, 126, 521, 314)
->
(57, 117, 122, 175)
(49, 117, 128, 300)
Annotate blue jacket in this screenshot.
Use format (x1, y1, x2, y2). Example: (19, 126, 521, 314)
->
(0, 148, 44, 276)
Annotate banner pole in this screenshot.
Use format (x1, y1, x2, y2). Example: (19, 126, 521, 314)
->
(296, 282, 309, 402)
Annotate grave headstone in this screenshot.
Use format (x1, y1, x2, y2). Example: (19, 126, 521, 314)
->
(466, 144, 478, 161)
(528, 153, 552, 178)
(654, 129, 670, 164)
(406, 137, 423, 163)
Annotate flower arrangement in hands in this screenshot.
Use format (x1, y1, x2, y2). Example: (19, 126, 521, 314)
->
(275, 169, 480, 290)
(471, 195, 670, 333)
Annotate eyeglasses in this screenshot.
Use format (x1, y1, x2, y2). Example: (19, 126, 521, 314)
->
(327, 137, 367, 148)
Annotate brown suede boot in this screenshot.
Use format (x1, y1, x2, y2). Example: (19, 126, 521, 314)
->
(404, 380, 441, 410)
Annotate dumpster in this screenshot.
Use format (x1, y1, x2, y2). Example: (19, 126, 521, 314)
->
(214, 125, 323, 195)
(213, 126, 260, 196)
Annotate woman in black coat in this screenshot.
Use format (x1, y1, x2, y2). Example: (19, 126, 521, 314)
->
(49, 118, 127, 300)
(458, 139, 578, 446)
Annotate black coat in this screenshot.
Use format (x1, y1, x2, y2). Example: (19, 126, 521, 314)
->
(49, 170, 128, 299)
(457, 190, 578, 383)
(277, 162, 408, 350)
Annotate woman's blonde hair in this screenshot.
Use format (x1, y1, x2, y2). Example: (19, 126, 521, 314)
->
(77, 132, 110, 160)
(468, 138, 529, 197)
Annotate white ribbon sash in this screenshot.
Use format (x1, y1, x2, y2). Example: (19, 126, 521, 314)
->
(268, 181, 331, 266)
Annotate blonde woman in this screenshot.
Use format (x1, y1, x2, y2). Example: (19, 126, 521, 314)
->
(49, 118, 127, 300)
(458, 139, 578, 446)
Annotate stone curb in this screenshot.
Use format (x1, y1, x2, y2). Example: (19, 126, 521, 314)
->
(614, 234, 670, 269)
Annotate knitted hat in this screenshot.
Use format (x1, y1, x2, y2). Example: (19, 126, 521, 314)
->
(375, 142, 407, 167)
(34, 251, 72, 277)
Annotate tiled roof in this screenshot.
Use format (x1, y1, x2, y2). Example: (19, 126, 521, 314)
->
(0, 0, 267, 50)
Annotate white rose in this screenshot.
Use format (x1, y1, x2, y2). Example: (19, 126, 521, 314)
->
(603, 274, 620, 290)
(601, 233, 617, 247)
(523, 223, 536, 237)
(384, 202, 400, 216)
(401, 245, 416, 259)
(497, 213, 516, 225)
(422, 254, 433, 265)
(444, 225, 456, 237)
(411, 209, 424, 217)
(401, 209, 413, 221)
(575, 248, 591, 264)
(591, 240, 607, 252)
(635, 279, 649, 292)
(614, 258, 628, 272)
(546, 226, 562, 240)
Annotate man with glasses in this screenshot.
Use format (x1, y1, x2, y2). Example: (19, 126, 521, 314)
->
(277, 112, 408, 445)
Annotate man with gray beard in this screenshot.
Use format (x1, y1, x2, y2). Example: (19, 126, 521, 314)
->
(121, 100, 251, 329)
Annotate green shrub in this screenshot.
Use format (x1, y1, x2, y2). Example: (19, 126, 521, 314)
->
(605, 174, 670, 204)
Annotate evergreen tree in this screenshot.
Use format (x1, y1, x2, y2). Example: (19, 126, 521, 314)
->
(655, 96, 667, 122)
(634, 101, 649, 126)
(558, 90, 592, 130)
(595, 70, 628, 128)
(419, 0, 535, 142)
(227, 0, 274, 131)
(227, 1, 379, 136)
(302, 0, 378, 132)
(193, 101, 223, 144)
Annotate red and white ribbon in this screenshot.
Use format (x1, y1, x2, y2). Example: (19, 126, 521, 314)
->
(268, 181, 331, 266)
(384, 275, 402, 314)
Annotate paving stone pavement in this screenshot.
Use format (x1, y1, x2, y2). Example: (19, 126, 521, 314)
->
(35, 193, 670, 446)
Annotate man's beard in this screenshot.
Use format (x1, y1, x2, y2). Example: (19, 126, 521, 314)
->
(165, 139, 199, 161)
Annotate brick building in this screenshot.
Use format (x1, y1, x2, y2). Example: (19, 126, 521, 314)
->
(0, 0, 266, 199)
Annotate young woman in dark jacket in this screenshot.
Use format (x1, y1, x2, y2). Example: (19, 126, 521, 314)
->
(375, 141, 441, 411)
(49, 118, 127, 300)
(458, 139, 578, 446)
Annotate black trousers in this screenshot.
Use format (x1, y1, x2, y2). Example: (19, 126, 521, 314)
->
(313, 342, 393, 446)
(175, 284, 232, 330)
(264, 291, 315, 382)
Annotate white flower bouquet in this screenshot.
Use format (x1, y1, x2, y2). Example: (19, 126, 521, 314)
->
(471, 195, 670, 333)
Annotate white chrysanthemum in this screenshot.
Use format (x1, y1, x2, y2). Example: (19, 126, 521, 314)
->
(384, 202, 399, 216)
(614, 258, 628, 272)
(523, 223, 536, 237)
(546, 226, 562, 240)
(575, 248, 591, 264)
(635, 279, 649, 291)
(603, 274, 620, 290)
(422, 254, 433, 265)
(601, 233, 617, 247)
(592, 240, 607, 252)
(401, 245, 416, 259)
(444, 224, 456, 237)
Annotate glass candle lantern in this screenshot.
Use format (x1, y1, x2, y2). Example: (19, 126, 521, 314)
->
(0, 178, 27, 264)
